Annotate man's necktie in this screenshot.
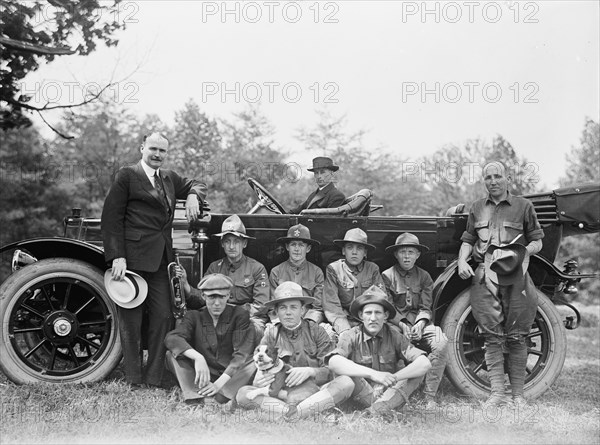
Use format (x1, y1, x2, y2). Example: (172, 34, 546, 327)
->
(370, 337, 381, 371)
(153, 171, 171, 215)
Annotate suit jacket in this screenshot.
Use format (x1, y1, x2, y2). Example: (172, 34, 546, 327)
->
(101, 161, 207, 272)
(164, 305, 255, 377)
(290, 182, 345, 214)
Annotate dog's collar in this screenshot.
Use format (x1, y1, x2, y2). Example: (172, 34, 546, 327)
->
(257, 358, 284, 373)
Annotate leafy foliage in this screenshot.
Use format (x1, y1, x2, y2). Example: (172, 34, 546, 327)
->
(0, 0, 124, 129)
(556, 118, 600, 302)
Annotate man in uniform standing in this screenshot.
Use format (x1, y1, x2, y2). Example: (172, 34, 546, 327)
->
(101, 132, 206, 388)
(458, 161, 544, 407)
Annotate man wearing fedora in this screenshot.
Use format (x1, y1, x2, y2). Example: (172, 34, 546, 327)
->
(458, 161, 544, 407)
(322, 228, 386, 334)
(206, 214, 270, 336)
(269, 224, 324, 323)
(101, 132, 206, 388)
(164, 274, 256, 405)
(236, 282, 355, 420)
(327, 285, 432, 414)
(382, 233, 448, 409)
(289, 157, 345, 214)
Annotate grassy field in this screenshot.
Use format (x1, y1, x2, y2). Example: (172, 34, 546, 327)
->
(1, 305, 599, 445)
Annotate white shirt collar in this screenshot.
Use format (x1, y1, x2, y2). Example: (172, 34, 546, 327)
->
(140, 161, 159, 184)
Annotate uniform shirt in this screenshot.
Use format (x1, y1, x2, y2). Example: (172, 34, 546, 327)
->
(461, 192, 544, 263)
(261, 319, 335, 385)
(164, 305, 254, 377)
(269, 260, 325, 323)
(206, 255, 270, 325)
(323, 259, 385, 333)
(382, 265, 433, 326)
(325, 323, 425, 375)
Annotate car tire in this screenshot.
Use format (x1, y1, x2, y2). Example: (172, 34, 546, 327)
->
(441, 287, 567, 400)
(0, 258, 121, 384)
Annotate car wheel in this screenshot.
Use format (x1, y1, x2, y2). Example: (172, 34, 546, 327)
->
(441, 287, 567, 400)
(0, 258, 121, 384)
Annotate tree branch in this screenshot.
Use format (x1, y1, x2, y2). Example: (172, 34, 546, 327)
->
(0, 36, 75, 56)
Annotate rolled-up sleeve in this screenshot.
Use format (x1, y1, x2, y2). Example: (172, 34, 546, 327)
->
(524, 201, 544, 242)
(460, 207, 478, 245)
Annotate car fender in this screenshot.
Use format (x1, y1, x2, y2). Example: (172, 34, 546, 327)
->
(431, 254, 574, 325)
(0, 237, 107, 271)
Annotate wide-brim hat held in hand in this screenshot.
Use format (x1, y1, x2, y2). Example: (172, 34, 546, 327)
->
(104, 270, 148, 309)
(485, 241, 529, 286)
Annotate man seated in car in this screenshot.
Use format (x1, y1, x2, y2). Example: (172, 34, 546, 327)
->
(289, 157, 345, 214)
(322, 228, 386, 335)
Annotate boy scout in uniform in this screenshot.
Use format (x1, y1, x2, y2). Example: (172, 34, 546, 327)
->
(206, 215, 270, 335)
(269, 224, 324, 323)
(326, 286, 431, 414)
(236, 282, 354, 420)
(382, 233, 448, 408)
(322, 228, 386, 334)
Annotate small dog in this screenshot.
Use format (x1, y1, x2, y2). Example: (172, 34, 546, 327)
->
(245, 344, 319, 404)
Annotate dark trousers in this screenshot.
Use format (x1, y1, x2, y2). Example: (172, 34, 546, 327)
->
(117, 255, 174, 386)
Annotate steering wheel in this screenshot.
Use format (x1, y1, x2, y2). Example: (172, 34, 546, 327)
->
(247, 178, 287, 214)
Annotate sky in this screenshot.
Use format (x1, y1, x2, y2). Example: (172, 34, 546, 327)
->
(23, 0, 600, 189)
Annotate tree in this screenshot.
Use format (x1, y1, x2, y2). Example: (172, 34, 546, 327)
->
(169, 99, 221, 179)
(419, 135, 539, 215)
(293, 109, 429, 216)
(556, 118, 600, 303)
(50, 100, 169, 217)
(219, 105, 286, 212)
(0, 0, 125, 131)
(0, 126, 73, 281)
(560, 118, 600, 187)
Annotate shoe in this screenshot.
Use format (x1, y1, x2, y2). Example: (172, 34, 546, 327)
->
(482, 392, 510, 408)
(184, 398, 205, 406)
(512, 395, 528, 408)
(423, 396, 438, 411)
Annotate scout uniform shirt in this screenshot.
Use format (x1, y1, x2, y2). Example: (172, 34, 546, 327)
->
(269, 259, 325, 323)
(206, 255, 270, 326)
(323, 259, 385, 334)
(382, 265, 434, 327)
(460, 192, 544, 263)
(261, 319, 335, 386)
(326, 323, 425, 376)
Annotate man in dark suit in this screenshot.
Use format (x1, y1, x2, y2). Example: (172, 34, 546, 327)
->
(101, 132, 207, 388)
(290, 157, 345, 214)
